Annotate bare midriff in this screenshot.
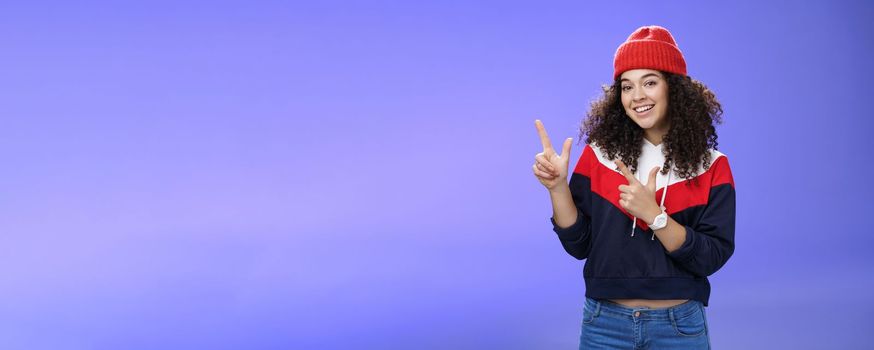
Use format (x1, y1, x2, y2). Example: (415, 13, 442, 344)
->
(608, 299, 689, 309)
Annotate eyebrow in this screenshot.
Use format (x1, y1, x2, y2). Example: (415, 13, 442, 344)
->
(620, 73, 662, 83)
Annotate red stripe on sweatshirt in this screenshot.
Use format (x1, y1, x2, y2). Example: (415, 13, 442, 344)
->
(574, 145, 733, 231)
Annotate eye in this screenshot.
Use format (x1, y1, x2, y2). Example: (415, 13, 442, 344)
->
(645, 80, 657, 87)
(621, 85, 631, 91)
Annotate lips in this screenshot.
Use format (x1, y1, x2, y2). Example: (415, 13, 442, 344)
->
(634, 105, 654, 113)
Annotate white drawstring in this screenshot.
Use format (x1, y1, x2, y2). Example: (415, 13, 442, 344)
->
(652, 169, 672, 240)
(631, 170, 639, 237)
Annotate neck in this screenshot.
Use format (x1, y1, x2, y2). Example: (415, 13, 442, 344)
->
(644, 123, 670, 146)
(644, 132, 665, 146)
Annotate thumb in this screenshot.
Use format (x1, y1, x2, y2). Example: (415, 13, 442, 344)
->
(647, 166, 660, 190)
(561, 138, 573, 159)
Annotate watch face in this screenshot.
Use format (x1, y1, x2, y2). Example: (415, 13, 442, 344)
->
(654, 214, 667, 227)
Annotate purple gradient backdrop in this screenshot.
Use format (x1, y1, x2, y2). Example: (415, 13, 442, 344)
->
(0, 1, 871, 349)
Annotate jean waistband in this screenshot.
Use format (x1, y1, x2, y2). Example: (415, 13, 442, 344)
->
(585, 296, 702, 321)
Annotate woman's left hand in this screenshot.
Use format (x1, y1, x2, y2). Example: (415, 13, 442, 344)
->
(615, 159, 662, 223)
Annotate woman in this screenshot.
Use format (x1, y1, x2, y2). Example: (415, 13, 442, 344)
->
(532, 25, 735, 349)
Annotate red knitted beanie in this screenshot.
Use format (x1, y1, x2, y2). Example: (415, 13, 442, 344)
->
(613, 25, 687, 81)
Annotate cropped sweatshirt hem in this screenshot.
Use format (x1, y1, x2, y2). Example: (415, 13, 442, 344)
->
(549, 139, 736, 307)
(584, 277, 710, 306)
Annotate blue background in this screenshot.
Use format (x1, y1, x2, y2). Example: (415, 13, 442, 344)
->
(1, 0, 872, 349)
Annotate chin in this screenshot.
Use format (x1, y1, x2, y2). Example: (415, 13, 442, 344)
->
(634, 119, 657, 129)
(637, 115, 665, 130)
(641, 121, 660, 129)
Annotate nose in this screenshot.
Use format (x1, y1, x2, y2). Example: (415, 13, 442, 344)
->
(632, 86, 646, 101)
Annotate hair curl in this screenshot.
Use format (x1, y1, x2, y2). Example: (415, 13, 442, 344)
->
(579, 71, 723, 186)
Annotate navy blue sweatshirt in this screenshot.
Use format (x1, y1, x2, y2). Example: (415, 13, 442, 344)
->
(550, 139, 736, 307)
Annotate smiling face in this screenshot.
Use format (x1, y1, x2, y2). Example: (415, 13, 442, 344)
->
(620, 69, 670, 140)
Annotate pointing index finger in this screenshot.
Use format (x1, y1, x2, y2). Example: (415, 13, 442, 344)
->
(534, 119, 554, 152)
(614, 159, 637, 184)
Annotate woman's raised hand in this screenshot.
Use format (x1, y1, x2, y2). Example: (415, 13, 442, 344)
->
(533, 119, 573, 190)
(615, 159, 661, 222)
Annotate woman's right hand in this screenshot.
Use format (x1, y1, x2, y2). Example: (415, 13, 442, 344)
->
(533, 119, 573, 191)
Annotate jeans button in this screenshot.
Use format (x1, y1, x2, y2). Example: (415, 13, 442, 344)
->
(634, 311, 640, 317)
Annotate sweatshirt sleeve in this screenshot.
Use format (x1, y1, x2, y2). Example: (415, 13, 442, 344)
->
(550, 145, 595, 260)
(666, 156, 736, 277)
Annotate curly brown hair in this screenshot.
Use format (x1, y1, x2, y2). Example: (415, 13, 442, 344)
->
(579, 71, 723, 186)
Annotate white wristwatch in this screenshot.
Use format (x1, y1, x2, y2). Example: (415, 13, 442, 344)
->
(649, 207, 668, 231)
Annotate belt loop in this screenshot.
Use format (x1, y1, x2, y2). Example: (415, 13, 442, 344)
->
(669, 307, 675, 323)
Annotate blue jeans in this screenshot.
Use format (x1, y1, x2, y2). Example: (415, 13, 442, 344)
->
(579, 297, 711, 349)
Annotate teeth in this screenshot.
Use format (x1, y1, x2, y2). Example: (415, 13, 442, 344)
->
(634, 105, 654, 113)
